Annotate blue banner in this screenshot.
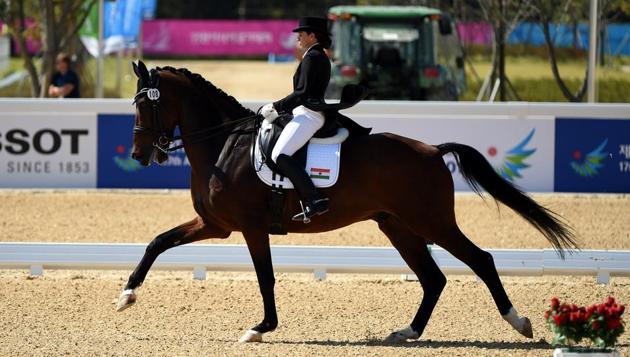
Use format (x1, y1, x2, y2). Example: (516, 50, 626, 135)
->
(104, 0, 143, 47)
(509, 22, 630, 56)
(554, 118, 630, 193)
(97, 114, 190, 189)
(141, 0, 157, 20)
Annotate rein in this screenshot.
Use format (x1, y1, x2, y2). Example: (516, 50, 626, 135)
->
(132, 71, 260, 154)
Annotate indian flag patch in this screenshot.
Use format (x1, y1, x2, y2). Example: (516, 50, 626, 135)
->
(310, 167, 331, 179)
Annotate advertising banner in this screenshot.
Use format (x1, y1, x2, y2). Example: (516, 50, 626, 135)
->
(555, 118, 630, 193)
(142, 20, 297, 56)
(354, 115, 556, 192)
(0, 113, 97, 188)
(97, 114, 190, 188)
(457, 23, 493, 46)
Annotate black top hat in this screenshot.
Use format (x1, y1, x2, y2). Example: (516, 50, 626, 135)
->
(292, 16, 330, 35)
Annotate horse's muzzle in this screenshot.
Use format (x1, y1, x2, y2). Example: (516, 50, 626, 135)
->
(131, 149, 152, 167)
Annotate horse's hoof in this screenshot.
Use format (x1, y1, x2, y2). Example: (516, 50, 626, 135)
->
(116, 289, 137, 312)
(384, 326, 419, 344)
(519, 317, 533, 339)
(238, 329, 263, 343)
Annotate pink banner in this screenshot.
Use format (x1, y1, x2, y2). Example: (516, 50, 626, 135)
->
(142, 20, 297, 56)
(0, 20, 42, 55)
(457, 22, 493, 46)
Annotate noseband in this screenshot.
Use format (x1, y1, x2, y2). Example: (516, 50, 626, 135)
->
(132, 69, 261, 155)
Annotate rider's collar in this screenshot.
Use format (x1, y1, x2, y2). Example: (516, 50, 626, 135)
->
(302, 43, 320, 59)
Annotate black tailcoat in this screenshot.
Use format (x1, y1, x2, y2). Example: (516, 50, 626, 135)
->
(272, 43, 371, 136)
(273, 43, 330, 113)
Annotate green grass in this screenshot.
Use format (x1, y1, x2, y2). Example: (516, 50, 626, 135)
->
(460, 77, 630, 102)
(461, 56, 630, 102)
(466, 56, 630, 82)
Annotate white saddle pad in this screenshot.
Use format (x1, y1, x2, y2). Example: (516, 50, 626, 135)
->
(254, 127, 348, 189)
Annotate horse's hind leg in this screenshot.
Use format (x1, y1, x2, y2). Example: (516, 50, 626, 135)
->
(116, 216, 229, 311)
(428, 224, 533, 338)
(378, 215, 447, 343)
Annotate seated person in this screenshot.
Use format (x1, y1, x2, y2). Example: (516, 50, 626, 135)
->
(48, 53, 80, 98)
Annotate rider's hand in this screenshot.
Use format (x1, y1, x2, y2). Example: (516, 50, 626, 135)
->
(261, 103, 279, 123)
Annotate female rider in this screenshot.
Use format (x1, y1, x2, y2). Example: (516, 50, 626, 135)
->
(260, 17, 332, 223)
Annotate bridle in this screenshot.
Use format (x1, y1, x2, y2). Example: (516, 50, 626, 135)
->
(132, 69, 261, 155)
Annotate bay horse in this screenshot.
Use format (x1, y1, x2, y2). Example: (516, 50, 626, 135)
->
(117, 61, 577, 343)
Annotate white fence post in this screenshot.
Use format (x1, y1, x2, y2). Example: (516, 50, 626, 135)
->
(193, 266, 206, 280)
(30, 264, 43, 277)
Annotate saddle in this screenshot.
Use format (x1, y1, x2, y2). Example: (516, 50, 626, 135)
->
(254, 113, 339, 174)
(251, 84, 372, 234)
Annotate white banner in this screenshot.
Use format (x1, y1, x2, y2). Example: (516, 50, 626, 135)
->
(0, 113, 97, 188)
(356, 115, 555, 192)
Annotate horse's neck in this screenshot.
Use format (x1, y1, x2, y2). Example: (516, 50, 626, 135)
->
(181, 111, 251, 178)
(176, 79, 254, 177)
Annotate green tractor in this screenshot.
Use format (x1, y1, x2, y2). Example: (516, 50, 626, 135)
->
(327, 5, 465, 100)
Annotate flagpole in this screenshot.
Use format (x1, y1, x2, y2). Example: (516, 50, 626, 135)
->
(587, 0, 598, 102)
(96, 0, 104, 98)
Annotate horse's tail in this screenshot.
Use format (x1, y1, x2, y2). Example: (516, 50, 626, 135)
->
(437, 142, 578, 258)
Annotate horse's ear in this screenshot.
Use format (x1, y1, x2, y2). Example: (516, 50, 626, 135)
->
(137, 60, 150, 83)
(132, 61, 140, 78)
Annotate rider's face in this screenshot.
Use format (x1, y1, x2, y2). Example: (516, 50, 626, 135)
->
(297, 31, 317, 49)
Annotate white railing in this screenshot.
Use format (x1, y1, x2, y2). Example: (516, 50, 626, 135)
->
(1, 243, 629, 284)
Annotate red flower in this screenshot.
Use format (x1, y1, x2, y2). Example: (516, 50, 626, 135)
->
(606, 318, 621, 330)
(592, 320, 601, 330)
(597, 304, 606, 315)
(619, 305, 625, 315)
(585, 310, 594, 320)
(578, 311, 587, 322)
(604, 307, 612, 318)
(544, 310, 550, 319)
(553, 314, 565, 326)
(606, 296, 615, 306)
(587, 305, 596, 314)
(551, 297, 560, 309)
(571, 304, 578, 312)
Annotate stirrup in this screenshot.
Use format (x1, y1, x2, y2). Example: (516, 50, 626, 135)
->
(292, 199, 329, 224)
(294, 201, 312, 224)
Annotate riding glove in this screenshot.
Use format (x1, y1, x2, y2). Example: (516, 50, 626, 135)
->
(261, 103, 279, 123)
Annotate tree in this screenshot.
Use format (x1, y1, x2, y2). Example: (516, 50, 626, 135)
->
(529, 0, 618, 102)
(1, 0, 95, 97)
(476, 0, 533, 101)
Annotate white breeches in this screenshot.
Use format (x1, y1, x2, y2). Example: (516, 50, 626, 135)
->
(271, 105, 325, 162)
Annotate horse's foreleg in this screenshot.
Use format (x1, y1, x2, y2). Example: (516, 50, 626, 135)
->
(116, 217, 229, 312)
(238, 230, 277, 343)
(378, 216, 446, 344)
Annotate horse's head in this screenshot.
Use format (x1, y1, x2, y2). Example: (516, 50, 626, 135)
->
(130, 61, 257, 167)
(130, 60, 177, 166)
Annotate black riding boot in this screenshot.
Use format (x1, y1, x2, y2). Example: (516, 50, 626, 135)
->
(275, 154, 329, 223)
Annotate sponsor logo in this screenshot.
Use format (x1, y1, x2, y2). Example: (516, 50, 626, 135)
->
(570, 138, 608, 177)
(0, 128, 88, 155)
(0, 128, 92, 177)
(113, 145, 142, 172)
(111, 144, 190, 173)
(488, 128, 536, 182)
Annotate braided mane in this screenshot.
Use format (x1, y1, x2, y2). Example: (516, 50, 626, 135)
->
(156, 66, 255, 119)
